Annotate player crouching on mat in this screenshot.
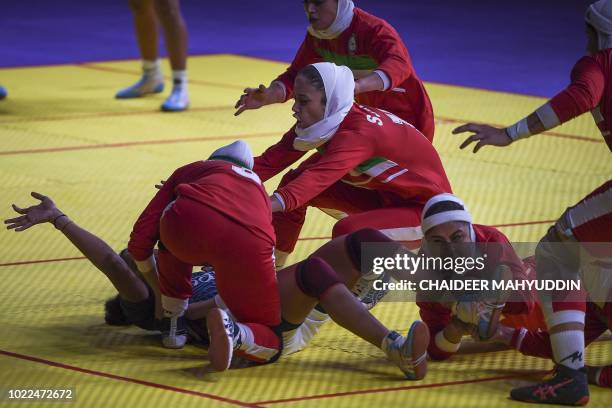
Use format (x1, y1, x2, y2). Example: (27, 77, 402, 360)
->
(408, 194, 536, 361)
(254, 62, 452, 269)
(119, 139, 430, 377)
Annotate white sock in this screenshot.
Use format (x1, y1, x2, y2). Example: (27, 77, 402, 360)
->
(142, 59, 161, 78)
(172, 70, 187, 90)
(161, 295, 188, 317)
(550, 330, 585, 370)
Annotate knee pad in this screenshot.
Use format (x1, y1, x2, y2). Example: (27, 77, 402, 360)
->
(344, 228, 395, 271)
(295, 257, 342, 299)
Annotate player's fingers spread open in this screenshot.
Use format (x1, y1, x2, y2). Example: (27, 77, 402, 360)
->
(459, 135, 478, 149)
(4, 215, 26, 225)
(473, 141, 486, 153)
(11, 204, 27, 214)
(31, 191, 47, 201)
(15, 224, 32, 232)
(235, 104, 248, 116)
(452, 123, 473, 134)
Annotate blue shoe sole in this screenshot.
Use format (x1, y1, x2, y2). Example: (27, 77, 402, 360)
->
(160, 102, 189, 112)
(115, 83, 164, 99)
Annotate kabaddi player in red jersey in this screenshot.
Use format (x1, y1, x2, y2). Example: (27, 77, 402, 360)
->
(122, 139, 431, 376)
(402, 194, 535, 360)
(235, 0, 435, 141)
(454, 1, 612, 404)
(254, 62, 451, 267)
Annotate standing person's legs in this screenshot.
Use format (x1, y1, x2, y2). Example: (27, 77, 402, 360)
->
(116, 0, 165, 99)
(154, 0, 189, 111)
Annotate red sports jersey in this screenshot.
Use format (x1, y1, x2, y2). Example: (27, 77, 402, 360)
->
(549, 49, 612, 150)
(275, 7, 434, 139)
(254, 104, 451, 213)
(417, 224, 534, 361)
(128, 160, 274, 262)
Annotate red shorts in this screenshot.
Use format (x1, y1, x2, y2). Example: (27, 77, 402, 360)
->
(159, 196, 280, 326)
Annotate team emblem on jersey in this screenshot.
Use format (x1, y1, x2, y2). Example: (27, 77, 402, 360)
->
(348, 34, 357, 55)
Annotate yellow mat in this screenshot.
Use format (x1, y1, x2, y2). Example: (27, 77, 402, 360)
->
(0, 55, 610, 407)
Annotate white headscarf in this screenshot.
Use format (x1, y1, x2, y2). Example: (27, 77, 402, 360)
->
(293, 62, 355, 151)
(586, 0, 612, 50)
(209, 140, 254, 170)
(307, 0, 355, 40)
(421, 193, 476, 242)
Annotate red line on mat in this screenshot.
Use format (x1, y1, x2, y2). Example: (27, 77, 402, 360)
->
(0, 219, 554, 268)
(0, 131, 279, 156)
(77, 63, 244, 91)
(0, 256, 86, 267)
(0, 105, 232, 125)
(252, 374, 527, 405)
(0, 349, 261, 408)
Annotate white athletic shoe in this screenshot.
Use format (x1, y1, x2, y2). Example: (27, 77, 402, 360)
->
(206, 308, 236, 371)
(383, 321, 429, 380)
(161, 85, 189, 112)
(115, 74, 164, 99)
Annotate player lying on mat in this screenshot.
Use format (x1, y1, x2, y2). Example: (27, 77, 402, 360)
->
(253, 62, 452, 268)
(235, 0, 435, 141)
(6, 145, 429, 379)
(1, 192, 384, 360)
(493, 256, 612, 390)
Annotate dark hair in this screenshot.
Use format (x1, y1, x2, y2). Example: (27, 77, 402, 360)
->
(297, 65, 327, 105)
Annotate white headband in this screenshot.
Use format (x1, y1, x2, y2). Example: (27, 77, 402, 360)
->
(421, 193, 474, 238)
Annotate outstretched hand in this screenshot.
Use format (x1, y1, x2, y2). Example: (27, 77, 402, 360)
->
(453, 123, 512, 153)
(234, 84, 270, 116)
(4, 192, 62, 232)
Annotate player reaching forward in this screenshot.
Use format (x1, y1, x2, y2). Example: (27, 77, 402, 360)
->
(235, 0, 435, 140)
